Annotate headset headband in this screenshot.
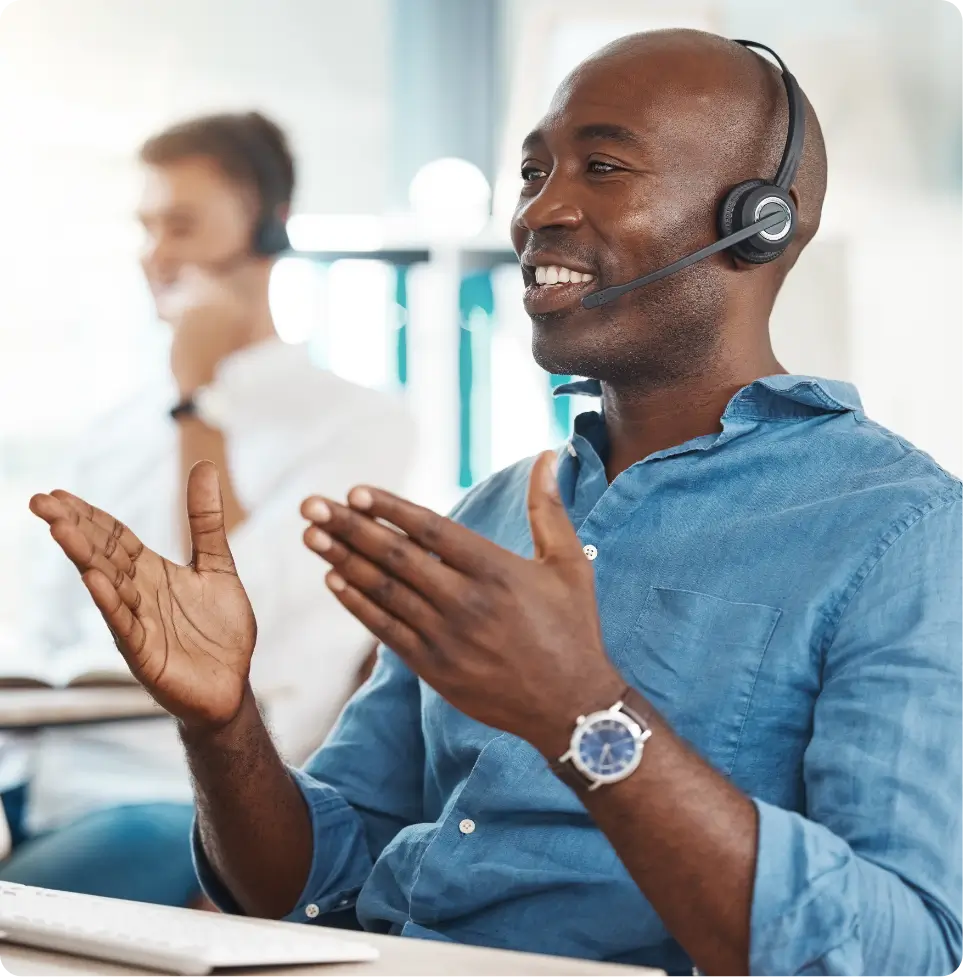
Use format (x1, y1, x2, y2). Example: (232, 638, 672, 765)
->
(733, 39, 805, 190)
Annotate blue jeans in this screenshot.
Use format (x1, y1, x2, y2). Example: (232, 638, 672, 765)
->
(0, 787, 199, 906)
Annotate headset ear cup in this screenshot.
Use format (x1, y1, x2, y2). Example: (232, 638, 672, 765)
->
(717, 179, 794, 265)
(718, 179, 765, 239)
(718, 179, 775, 264)
(252, 216, 291, 257)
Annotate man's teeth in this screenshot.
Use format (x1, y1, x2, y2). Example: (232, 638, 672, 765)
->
(534, 265, 595, 286)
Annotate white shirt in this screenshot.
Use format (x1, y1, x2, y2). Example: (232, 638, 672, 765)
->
(20, 338, 415, 833)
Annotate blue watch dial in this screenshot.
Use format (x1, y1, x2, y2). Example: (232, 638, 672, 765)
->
(576, 717, 640, 777)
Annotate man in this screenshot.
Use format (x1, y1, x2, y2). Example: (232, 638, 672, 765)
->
(30, 31, 961, 975)
(4, 112, 413, 905)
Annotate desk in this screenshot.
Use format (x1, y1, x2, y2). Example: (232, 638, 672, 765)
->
(0, 933, 663, 976)
(0, 687, 165, 730)
(0, 689, 166, 860)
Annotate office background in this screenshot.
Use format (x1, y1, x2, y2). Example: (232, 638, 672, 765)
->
(0, 0, 960, 647)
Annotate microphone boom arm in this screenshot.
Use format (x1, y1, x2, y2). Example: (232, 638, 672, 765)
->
(580, 210, 792, 309)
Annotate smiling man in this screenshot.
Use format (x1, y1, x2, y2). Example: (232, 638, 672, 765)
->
(29, 30, 962, 976)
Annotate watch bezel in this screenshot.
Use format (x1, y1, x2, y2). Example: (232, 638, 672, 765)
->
(566, 705, 645, 786)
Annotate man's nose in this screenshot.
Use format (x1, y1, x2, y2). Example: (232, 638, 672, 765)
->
(141, 240, 176, 275)
(514, 175, 584, 234)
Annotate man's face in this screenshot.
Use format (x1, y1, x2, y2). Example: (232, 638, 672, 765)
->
(137, 157, 253, 322)
(510, 52, 730, 385)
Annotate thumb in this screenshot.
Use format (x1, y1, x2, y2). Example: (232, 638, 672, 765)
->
(186, 461, 236, 573)
(527, 450, 579, 563)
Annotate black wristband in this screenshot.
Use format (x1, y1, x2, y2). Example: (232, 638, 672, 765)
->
(169, 397, 197, 421)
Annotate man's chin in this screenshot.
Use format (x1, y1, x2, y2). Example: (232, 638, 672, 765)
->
(531, 321, 606, 378)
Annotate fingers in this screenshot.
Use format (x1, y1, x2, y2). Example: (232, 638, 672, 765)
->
(302, 497, 467, 608)
(526, 450, 579, 563)
(308, 488, 508, 579)
(49, 491, 145, 561)
(324, 572, 429, 665)
(303, 523, 446, 638)
(185, 461, 235, 573)
(29, 492, 71, 527)
(49, 521, 142, 612)
(82, 569, 146, 658)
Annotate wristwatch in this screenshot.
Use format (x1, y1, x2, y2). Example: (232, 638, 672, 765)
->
(552, 687, 652, 792)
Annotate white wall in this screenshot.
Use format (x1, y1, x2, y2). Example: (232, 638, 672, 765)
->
(0, 0, 391, 219)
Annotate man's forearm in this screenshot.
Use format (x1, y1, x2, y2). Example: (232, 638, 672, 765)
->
(540, 696, 757, 976)
(180, 686, 314, 919)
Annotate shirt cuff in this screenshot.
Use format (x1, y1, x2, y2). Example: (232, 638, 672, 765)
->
(192, 766, 367, 921)
(750, 798, 860, 975)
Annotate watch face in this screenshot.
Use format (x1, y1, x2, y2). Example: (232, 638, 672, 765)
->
(572, 712, 643, 783)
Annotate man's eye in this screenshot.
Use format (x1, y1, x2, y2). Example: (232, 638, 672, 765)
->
(588, 161, 618, 174)
(521, 166, 547, 182)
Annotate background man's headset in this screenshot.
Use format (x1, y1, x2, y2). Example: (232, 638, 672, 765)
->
(581, 39, 805, 310)
(218, 119, 292, 266)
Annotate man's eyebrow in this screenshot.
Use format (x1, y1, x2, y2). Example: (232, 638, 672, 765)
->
(521, 122, 647, 155)
(521, 129, 545, 154)
(573, 122, 646, 151)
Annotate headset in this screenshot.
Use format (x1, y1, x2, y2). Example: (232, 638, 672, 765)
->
(581, 39, 805, 310)
(221, 120, 292, 262)
(246, 135, 292, 257)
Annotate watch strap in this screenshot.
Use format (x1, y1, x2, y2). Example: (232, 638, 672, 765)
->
(169, 396, 198, 421)
(618, 687, 649, 731)
(549, 755, 594, 791)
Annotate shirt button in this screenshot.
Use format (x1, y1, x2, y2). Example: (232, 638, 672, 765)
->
(582, 544, 598, 561)
(459, 818, 476, 835)
(305, 903, 320, 918)
(567, 441, 577, 457)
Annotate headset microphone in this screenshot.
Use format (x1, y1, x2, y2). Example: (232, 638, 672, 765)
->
(580, 39, 804, 312)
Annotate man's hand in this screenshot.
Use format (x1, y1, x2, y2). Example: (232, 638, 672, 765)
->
(165, 262, 262, 397)
(30, 461, 257, 730)
(301, 450, 624, 756)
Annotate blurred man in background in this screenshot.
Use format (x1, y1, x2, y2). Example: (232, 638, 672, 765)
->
(0, 112, 414, 905)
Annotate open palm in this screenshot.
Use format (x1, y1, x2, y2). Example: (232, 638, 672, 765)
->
(29, 461, 257, 728)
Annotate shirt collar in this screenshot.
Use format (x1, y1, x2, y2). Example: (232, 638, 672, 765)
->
(552, 374, 862, 420)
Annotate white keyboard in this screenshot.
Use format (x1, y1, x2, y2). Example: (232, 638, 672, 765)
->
(0, 882, 379, 974)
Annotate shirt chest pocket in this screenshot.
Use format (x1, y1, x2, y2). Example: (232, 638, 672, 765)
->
(613, 587, 781, 776)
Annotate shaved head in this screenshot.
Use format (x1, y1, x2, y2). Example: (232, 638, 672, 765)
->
(581, 31, 827, 256)
(511, 29, 828, 388)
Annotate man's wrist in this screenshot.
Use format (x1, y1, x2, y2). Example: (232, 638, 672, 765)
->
(177, 683, 261, 754)
(529, 666, 626, 760)
(174, 373, 214, 401)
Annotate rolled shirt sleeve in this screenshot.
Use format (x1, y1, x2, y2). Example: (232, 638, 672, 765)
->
(750, 491, 962, 975)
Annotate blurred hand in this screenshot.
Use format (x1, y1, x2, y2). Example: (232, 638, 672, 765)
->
(164, 262, 264, 397)
(29, 461, 257, 730)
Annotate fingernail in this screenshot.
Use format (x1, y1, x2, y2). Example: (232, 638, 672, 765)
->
(309, 528, 332, 552)
(327, 571, 346, 592)
(307, 500, 331, 522)
(542, 455, 558, 494)
(349, 487, 374, 510)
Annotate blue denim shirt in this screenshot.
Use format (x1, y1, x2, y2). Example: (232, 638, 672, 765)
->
(197, 375, 962, 976)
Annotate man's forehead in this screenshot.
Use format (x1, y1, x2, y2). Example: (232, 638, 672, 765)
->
(523, 44, 746, 153)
